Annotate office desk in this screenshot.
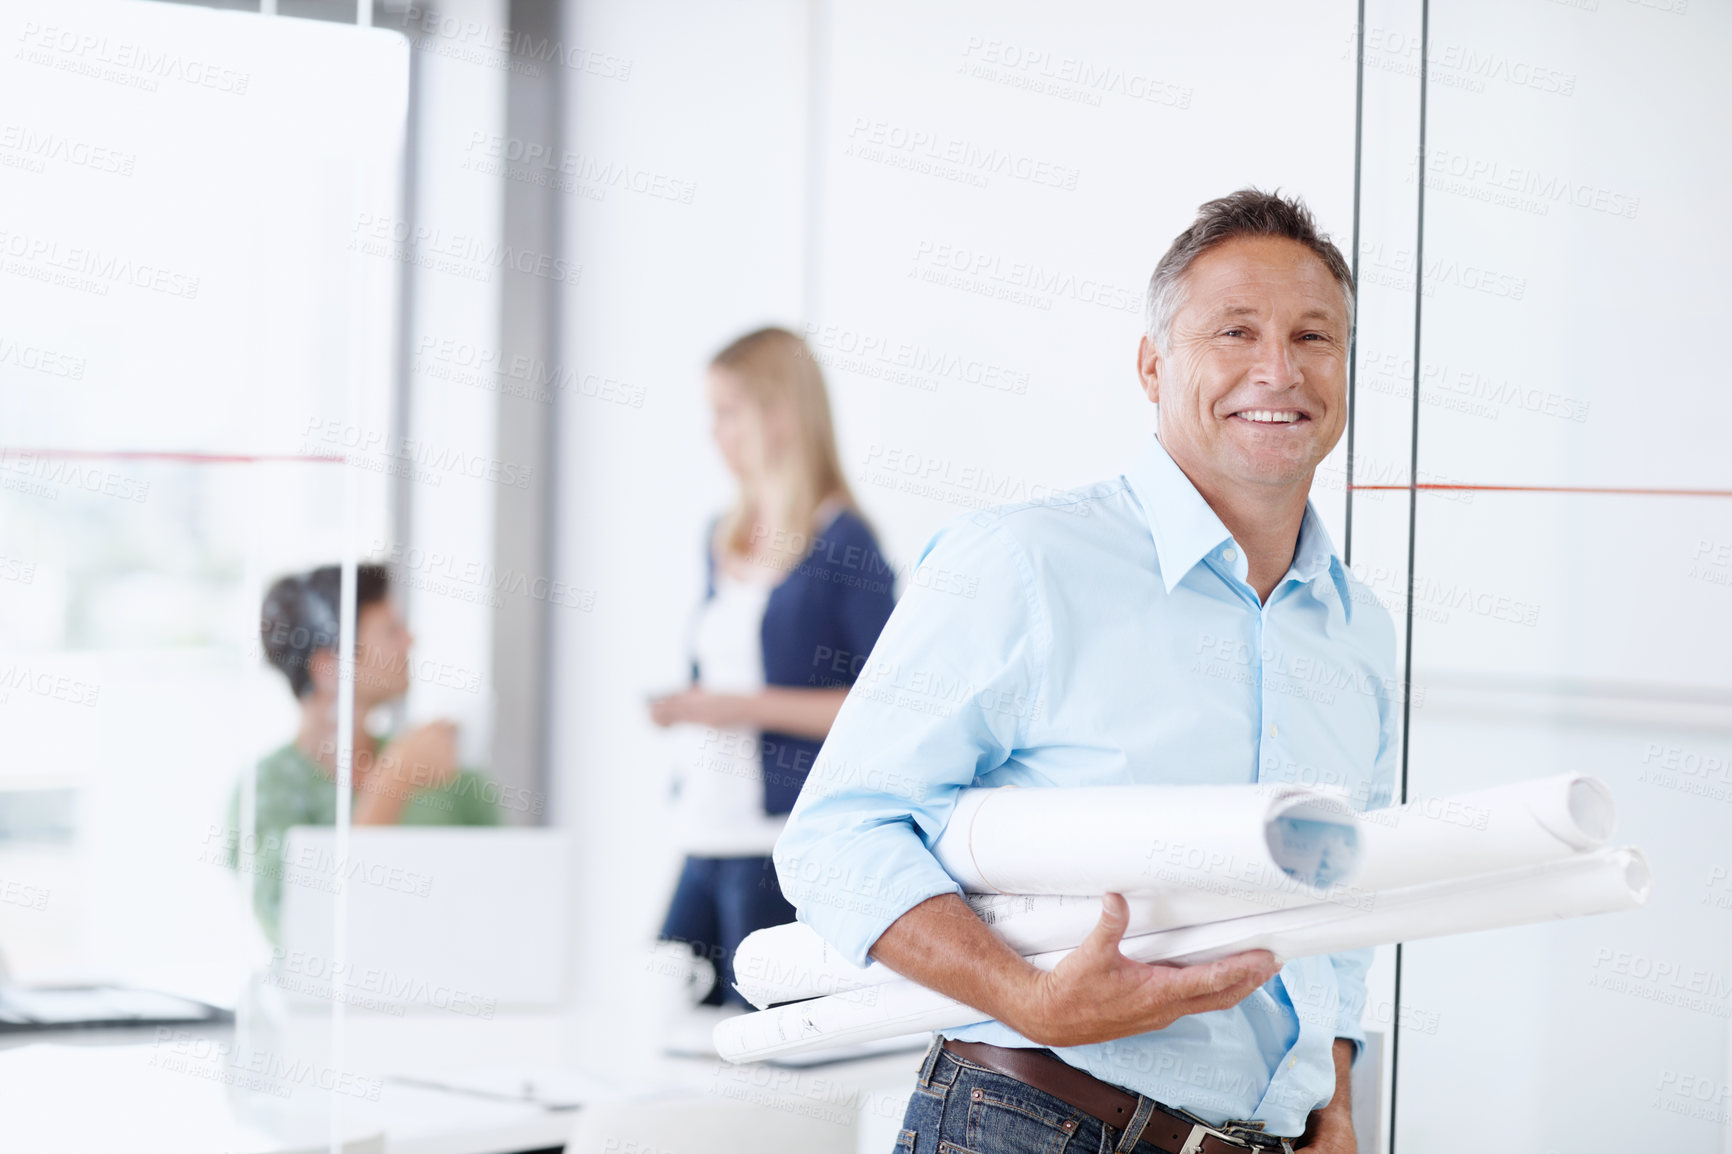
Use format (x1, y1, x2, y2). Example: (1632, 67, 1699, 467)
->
(0, 1006, 922, 1154)
(0, 1018, 572, 1154)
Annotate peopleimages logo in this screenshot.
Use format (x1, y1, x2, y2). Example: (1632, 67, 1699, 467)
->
(268, 949, 498, 1018)
(348, 213, 583, 287)
(857, 443, 1088, 518)
(910, 240, 1142, 315)
(0, 451, 149, 503)
(0, 228, 200, 299)
(957, 37, 1194, 110)
(0, 124, 135, 176)
(301, 418, 534, 489)
(16, 22, 252, 95)
(463, 132, 696, 204)
(0, 662, 101, 707)
(844, 117, 1081, 191)
(0, 333, 87, 379)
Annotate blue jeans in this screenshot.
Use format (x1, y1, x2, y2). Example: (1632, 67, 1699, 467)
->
(658, 854, 794, 1007)
(897, 1037, 1265, 1154)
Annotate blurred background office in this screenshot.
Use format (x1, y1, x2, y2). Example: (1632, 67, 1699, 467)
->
(0, 0, 1726, 1151)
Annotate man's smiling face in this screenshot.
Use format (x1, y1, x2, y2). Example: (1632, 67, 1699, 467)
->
(1140, 234, 1350, 498)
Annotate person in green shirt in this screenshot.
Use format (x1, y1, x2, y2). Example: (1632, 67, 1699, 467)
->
(225, 562, 501, 944)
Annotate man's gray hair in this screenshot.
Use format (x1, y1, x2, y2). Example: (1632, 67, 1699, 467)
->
(1144, 188, 1355, 353)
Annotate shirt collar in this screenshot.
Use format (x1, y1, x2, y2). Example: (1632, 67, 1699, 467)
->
(1122, 432, 1353, 619)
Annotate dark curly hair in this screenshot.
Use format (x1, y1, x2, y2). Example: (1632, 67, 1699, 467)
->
(259, 563, 390, 698)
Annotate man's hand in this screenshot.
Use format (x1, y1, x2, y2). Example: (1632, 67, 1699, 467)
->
(1296, 1039, 1357, 1151)
(375, 721, 460, 791)
(869, 892, 1281, 1050)
(352, 721, 460, 825)
(1011, 894, 1281, 1047)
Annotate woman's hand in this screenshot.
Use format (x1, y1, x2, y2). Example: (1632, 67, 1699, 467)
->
(647, 688, 755, 729)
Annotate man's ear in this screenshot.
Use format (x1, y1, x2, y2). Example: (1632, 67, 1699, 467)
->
(1137, 334, 1162, 405)
(306, 648, 337, 696)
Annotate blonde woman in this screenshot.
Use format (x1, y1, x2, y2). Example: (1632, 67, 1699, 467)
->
(648, 326, 898, 1010)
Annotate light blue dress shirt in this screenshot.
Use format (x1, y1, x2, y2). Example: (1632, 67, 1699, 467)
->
(773, 431, 1401, 1137)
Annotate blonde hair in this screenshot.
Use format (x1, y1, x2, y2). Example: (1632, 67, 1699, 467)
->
(709, 326, 867, 576)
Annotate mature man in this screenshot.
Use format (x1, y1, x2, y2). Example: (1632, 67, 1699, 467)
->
(774, 189, 1399, 1154)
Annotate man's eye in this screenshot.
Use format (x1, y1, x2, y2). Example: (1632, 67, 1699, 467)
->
(1222, 328, 1247, 338)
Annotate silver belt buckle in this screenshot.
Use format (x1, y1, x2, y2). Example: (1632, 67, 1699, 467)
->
(1176, 1117, 1246, 1154)
(1224, 1122, 1293, 1153)
(1176, 1124, 1212, 1154)
(1171, 1107, 1286, 1154)
(1214, 1117, 1287, 1152)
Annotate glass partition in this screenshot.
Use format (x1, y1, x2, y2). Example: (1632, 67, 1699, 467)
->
(0, 2, 411, 1147)
(1366, 1, 1732, 1149)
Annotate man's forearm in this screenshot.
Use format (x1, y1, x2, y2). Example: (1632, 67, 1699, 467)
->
(865, 891, 1281, 1049)
(1326, 1037, 1354, 1118)
(1299, 1039, 1357, 1150)
(868, 892, 1041, 1030)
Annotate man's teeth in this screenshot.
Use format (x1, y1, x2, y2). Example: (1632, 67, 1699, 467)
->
(1236, 410, 1301, 424)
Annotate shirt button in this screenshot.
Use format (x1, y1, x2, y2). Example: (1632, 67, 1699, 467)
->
(1222, 547, 1238, 563)
(1269, 723, 1278, 738)
(1288, 1057, 1297, 1069)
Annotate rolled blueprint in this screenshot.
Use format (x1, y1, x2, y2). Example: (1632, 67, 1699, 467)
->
(932, 783, 1362, 896)
(735, 893, 1256, 1010)
(714, 846, 1650, 1062)
(734, 921, 881, 1009)
(1351, 773, 1614, 891)
(733, 773, 1621, 1009)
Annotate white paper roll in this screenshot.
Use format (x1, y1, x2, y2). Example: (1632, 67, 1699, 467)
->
(715, 847, 1649, 1062)
(932, 783, 1362, 896)
(1351, 773, 1615, 891)
(735, 892, 1268, 1009)
(733, 774, 1622, 1009)
(734, 921, 881, 1009)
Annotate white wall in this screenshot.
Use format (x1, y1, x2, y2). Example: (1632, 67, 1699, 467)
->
(393, 0, 510, 762)
(808, 0, 1359, 566)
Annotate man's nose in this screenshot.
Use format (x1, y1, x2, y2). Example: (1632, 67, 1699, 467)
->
(1249, 335, 1302, 389)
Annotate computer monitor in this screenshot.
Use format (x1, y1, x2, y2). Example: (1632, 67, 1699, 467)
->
(276, 828, 570, 1013)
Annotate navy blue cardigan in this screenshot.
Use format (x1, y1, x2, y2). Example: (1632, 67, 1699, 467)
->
(692, 507, 898, 815)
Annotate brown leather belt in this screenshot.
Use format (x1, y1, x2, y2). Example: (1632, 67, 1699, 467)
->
(941, 1039, 1292, 1154)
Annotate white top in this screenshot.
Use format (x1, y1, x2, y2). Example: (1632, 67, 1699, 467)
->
(670, 497, 848, 856)
(671, 567, 786, 856)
